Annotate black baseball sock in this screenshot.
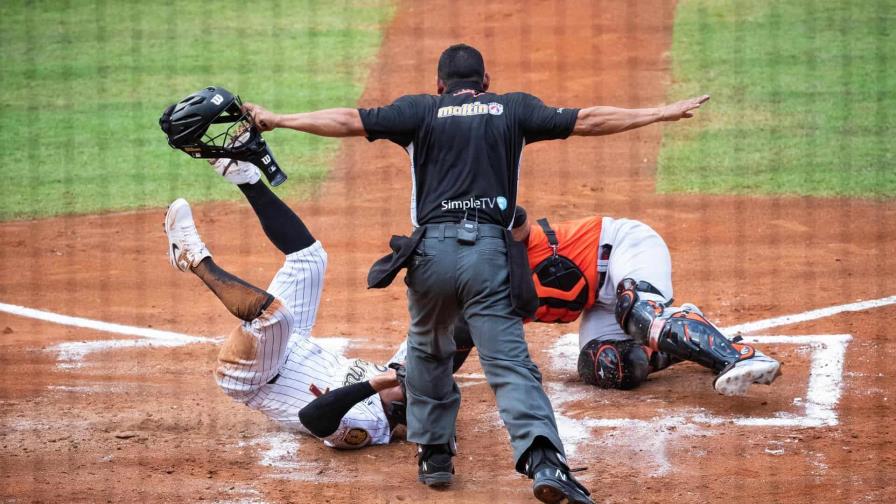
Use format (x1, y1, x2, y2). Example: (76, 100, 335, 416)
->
(238, 181, 315, 254)
(192, 257, 274, 322)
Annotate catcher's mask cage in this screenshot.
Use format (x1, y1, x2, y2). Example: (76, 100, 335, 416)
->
(160, 86, 287, 186)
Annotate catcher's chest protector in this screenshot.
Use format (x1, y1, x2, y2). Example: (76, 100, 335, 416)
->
(526, 217, 605, 323)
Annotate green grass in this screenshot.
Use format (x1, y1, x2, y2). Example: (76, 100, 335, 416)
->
(0, 0, 394, 220)
(658, 0, 896, 198)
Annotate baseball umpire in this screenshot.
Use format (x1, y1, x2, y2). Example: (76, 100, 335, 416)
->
(242, 44, 707, 503)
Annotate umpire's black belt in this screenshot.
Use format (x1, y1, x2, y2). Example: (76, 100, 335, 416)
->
(420, 223, 507, 239)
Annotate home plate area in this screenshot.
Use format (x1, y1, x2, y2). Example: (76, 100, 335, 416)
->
(540, 295, 896, 458)
(542, 328, 854, 473)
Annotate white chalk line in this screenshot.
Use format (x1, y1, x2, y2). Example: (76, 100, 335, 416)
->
(0, 301, 212, 343)
(0, 301, 364, 367)
(721, 295, 896, 335)
(1, 293, 889, 367)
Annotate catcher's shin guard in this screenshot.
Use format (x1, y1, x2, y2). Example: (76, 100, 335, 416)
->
(648, 306, 748, 373)
(614, 277, 756, 376)
(577, 340, 650, 389)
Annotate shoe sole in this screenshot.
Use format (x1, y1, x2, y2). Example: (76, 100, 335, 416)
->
(418, 472, 453, 488)
(533, 482, 566, 504)
(714, 360, 782, 396)
(533, 480, 590, 504)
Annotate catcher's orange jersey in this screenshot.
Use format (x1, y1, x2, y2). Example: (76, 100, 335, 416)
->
(526, 215, 603, 322)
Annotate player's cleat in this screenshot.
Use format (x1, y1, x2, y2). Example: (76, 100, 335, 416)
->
(713, 345, 782, 396)
(417, 443, 454, 488)
(164, 198, 211, 272)
(207, 127, 261, 185)
(526, 446, 593, 504)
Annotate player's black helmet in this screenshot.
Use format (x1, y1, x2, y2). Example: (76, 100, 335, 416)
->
(160, 86, 239, 149)
(160, 86, 287, 186)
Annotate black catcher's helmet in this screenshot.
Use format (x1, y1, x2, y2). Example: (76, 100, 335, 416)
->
(160, 86, 287, 186)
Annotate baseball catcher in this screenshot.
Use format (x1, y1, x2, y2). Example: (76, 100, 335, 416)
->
(510, 206, 781, 395)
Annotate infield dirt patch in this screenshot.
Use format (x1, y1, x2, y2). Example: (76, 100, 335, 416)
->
(2, 0, 895, 502)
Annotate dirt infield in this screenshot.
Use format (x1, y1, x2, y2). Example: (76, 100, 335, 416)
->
(2, 0, 896, 502)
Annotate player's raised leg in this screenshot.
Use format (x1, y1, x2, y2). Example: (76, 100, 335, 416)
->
(207, 141, 323, 320)
(165, 198, 273, 321)
(164, 198, 294, 397)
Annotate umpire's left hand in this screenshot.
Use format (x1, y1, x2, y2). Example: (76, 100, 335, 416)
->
(660, 94, 710, 121)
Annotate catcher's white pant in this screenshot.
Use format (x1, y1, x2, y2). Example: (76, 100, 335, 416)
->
(578, 217, 673, 349)
(215, 241, 392, 449)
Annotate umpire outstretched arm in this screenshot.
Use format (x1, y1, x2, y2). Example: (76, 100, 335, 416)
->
(240, 95, 710, 138)
(572, 94, 710, 136)
(241, 105, 365, 136)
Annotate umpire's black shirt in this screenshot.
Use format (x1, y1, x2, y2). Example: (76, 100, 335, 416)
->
(359, 82, 579, 228)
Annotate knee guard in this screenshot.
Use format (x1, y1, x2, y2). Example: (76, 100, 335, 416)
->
(577, 339, 650, 390)
(614, 278, 666, 344)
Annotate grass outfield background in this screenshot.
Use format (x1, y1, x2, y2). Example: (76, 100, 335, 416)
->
(2, 1, 893, 220)
(0, 0, 394, 220)
(659, 0, 895, 198)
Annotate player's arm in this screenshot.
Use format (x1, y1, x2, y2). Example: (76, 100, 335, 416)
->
(298, 370, 399, 438)
(241, 103, 365, 137)
(571, 95, 710, 136)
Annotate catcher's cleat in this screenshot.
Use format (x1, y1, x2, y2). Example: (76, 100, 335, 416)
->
(526, 445, 593, 504)
(713, 345, 782, 396)
(417, 443, 454, 488)
(164, 198, 211, 272)
(207, 126, 261, 185)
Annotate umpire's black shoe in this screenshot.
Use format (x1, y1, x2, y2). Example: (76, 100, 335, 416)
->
(525, 445, 593, 504)
(417, 443, 454, 487)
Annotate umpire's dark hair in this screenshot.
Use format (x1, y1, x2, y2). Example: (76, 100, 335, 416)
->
(438, 44, 485, 85)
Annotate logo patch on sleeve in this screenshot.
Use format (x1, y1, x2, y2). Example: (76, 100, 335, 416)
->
(341, 428, 370, 447)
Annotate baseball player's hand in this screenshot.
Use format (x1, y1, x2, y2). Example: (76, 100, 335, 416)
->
(369, 369, 400, 392)
(241, 102, 278, 132)
(659, 95, 710, 121)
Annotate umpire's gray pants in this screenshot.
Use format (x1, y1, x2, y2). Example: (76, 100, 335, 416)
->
(404, 223, 565, 470)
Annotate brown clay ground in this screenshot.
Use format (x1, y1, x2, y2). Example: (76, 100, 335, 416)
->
(2, 0, 896, 502)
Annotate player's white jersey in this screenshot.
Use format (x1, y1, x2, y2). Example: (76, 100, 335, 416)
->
(214, 241, 392, 449)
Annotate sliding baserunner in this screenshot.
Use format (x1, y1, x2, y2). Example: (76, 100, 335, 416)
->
(161, 128, 415, 449)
